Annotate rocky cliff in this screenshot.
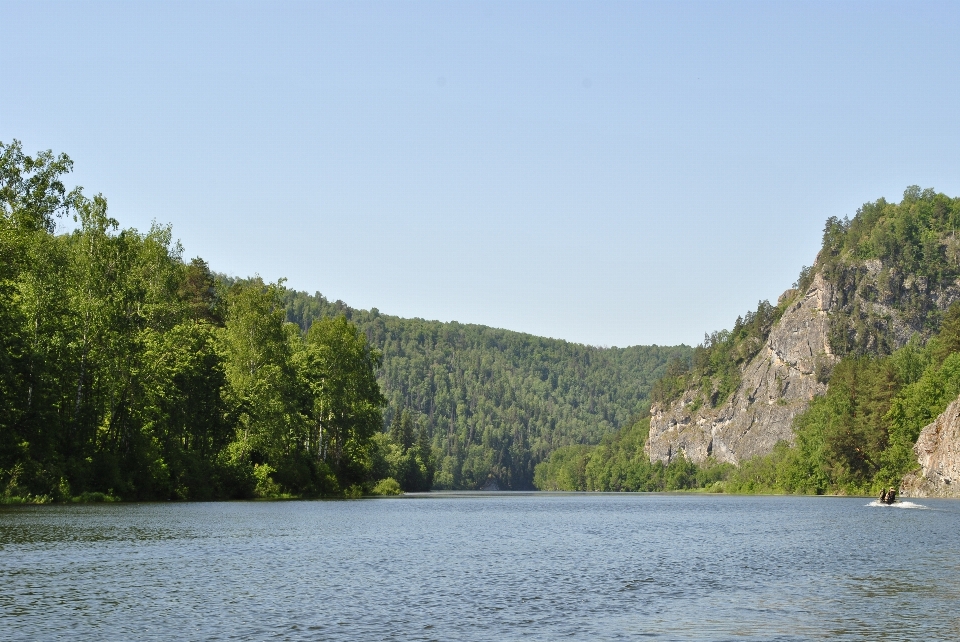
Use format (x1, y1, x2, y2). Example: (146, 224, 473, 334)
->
(647, 262, 960, 466)
(647, 273, 836, 465)
(900, 395, 960, 498)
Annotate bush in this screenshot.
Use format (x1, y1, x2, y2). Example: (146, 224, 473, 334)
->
(253, 463, 283, 498)
(72, 491, 119, 503)
(370, 477, 402, 496)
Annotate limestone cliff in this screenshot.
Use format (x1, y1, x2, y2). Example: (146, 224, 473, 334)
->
(647, 263, 960, 466)
(900, 395, 960, 498)
(647, 273, 835, 465)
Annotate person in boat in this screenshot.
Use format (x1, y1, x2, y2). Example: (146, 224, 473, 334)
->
(886, 487, 896, 504)
(879, 488, 889, 503)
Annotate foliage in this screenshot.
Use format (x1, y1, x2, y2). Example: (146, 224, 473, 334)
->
(533, 417, 732, 492)
(650, 299, 783, 408)
(365, 410, 435, 492)
(369, 477, 402, 496)
(0, 141, 388, 501)
(283, 290, 691, 489)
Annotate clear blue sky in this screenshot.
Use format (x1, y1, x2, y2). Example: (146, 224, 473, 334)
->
(4, 1, 960, 347)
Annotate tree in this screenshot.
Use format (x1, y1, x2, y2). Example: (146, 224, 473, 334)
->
(0, 141, 79, 495)
(222, 279, 305, 442)
(301, 315, 385, 487)
(0, 140, 78, 233)
(932, 301, 960, 364)
(179, 258, 223, 325)
(390, 407, 415, 450)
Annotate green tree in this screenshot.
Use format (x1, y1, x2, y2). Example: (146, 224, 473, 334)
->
(219, 278, 306, 493)
(0, 141, 79, 496)
(301, 315, 386, 488)
(390, 407, 415, 450)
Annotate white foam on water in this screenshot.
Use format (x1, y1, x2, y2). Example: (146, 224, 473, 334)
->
(866, 500, 928, 509)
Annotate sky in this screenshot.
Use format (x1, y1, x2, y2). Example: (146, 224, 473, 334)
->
(4, 1, 960, 348)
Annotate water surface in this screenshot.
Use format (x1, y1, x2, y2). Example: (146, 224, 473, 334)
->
(2, 493, 959, 640)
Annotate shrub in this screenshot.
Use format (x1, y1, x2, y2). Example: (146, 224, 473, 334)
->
(370, 477, 402, 496)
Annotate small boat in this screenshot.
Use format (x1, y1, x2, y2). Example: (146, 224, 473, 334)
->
(878, 487, 897, 504)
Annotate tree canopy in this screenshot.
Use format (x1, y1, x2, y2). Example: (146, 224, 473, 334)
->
(0, 141, 390, 502)
(282, 289, 691, 489)
(1, 139, 689, 500)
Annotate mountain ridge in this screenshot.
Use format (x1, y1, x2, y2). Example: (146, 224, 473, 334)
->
(648, 187, 960, 468)
(282, 288, 692, 489)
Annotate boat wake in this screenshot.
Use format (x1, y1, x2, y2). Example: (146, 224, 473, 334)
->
(866, 500, 928, 509)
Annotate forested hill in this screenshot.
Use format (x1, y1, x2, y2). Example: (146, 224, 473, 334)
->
(1, 139, 688, 502)
(284, 291, 691, 489)
(536, 187, 960, 495)
(557, 186, 960, 497)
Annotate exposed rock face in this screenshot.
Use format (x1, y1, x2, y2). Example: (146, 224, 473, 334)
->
(900, 395, 960, 498)
(647, 259, 960, 467)
(647, 273, 836, 465)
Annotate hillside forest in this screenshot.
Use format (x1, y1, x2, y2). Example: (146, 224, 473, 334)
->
(283, 292, 689, 489)
(535, 187, 960, 495)
(6, 139, 959, 501)
(0, 141, 686, 501)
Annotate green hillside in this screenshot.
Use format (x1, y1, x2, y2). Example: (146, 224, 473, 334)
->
(537, 187, 960, 495)
(284, 291, 691, 489)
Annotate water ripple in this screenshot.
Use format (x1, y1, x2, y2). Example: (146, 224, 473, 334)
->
(2, 494, 960, 640)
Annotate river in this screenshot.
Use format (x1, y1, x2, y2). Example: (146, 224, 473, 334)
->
(2, 493, 959, 640)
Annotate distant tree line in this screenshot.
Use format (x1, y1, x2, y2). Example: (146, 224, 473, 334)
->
(284, 290, 692, 489)
(533, 416, 730, 492)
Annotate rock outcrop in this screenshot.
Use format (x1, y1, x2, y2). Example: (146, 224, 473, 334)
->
(647, 273, 836, 465)
(900, 395, 960, 498)
(647, 263, 960, 466)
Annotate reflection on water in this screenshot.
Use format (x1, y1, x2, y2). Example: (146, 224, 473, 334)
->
(2, 494, 959, 641)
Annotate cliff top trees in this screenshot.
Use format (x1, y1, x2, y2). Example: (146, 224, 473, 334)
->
(649, 298, 783, 409)
(814, 188, 960, 356)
